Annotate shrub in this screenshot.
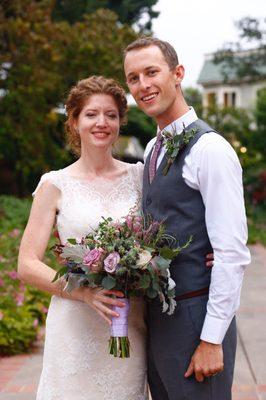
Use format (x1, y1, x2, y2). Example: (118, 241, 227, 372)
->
(0, 195, 52, 355)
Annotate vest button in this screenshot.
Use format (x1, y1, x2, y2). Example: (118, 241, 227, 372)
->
(146, 197, 152, 206)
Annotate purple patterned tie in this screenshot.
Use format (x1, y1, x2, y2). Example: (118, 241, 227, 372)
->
(149, 132, 163, 183)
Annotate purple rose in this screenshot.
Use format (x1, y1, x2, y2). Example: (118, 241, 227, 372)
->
(83, 248, 104, 268)
(104, 252, 120, 274)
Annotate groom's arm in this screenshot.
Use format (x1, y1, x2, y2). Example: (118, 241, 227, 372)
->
(184, 133, 251, 381)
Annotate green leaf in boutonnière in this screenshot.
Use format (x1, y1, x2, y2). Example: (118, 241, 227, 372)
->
(162, 124, 197, 176)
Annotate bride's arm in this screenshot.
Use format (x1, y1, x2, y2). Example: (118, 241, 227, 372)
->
(18, 181, 124, 324)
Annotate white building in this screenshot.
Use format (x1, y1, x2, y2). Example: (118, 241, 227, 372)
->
(198, 52, 266, 109)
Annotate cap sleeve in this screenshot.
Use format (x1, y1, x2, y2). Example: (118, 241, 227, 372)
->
(32, 171, 62, 196)
(131, 161, 144, 192)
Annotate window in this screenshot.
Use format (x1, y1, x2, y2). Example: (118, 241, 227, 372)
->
(223, 93, 228, 107)
(223, 92, 237, 107)
(207, 92, 216, 107)
(232, 92, 236, 107)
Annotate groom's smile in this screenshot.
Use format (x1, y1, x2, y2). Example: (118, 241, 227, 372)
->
(141, 92, 159, 103)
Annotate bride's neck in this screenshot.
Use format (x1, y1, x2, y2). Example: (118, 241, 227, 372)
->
(78, 147, 116, 175)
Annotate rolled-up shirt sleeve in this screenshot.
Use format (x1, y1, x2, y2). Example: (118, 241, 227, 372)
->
(186, 134, 251, 344)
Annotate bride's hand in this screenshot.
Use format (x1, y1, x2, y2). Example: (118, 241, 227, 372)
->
(81, 287, 125, 325)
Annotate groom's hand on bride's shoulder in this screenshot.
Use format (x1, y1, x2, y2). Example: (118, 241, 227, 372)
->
(184, 340, 224, 382)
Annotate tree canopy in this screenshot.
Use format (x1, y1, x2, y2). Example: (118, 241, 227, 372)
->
(214, 17, 266, 81)
(0, 0, 137, 195)
(52, 0, 159, 32)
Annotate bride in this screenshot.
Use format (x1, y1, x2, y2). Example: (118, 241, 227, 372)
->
(18, 76, 148, 400)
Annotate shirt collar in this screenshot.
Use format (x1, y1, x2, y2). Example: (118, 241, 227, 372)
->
(158, 107, 198, 136)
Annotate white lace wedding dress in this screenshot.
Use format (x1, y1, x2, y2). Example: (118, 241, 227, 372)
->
(34, 162, 148, 400)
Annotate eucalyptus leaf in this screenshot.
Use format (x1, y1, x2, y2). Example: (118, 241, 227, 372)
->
(139, 274, 151, 289)
(102, 275, 116, 290)
(146, 287, 158, 299)
(152, 279, 160, 292)
(154, 256, 171, 270)
(87, 273, 103, 286)
(61, 245, 88, 262)
(63, 273, 81, 292)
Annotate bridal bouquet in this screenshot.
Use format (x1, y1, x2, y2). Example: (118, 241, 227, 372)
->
(53, 212, 191, 358)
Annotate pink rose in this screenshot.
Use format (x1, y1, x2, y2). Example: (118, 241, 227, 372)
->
(0, 278, 4, 287)
(104, 252, 120, 274)
(83, 248, 104, 272)
(0, 311, 4, 320)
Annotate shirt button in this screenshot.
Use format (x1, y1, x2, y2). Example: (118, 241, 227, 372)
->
(146, 197, 152, 206)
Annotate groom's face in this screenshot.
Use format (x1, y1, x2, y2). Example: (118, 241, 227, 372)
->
(124, 45, 180, 125)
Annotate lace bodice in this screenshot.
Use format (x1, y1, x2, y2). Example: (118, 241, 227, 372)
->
(34, 162, 144, 243)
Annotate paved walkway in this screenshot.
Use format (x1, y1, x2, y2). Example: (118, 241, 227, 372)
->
(0, 244, 265, 399)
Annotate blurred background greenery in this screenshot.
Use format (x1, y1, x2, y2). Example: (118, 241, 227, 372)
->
(0, 0, 265, 355)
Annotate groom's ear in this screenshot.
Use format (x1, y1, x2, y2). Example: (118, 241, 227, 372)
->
(172, 64, 185, 87)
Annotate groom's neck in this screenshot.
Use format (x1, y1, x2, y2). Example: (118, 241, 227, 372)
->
(156, 94, 190, 130)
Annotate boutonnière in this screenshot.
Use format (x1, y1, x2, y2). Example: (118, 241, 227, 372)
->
(162, 124, 197, 176)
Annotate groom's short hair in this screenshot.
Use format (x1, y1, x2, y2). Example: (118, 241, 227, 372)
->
(123, 37, 179, 70)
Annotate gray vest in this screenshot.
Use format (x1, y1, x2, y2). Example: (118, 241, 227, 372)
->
(142, 119, 215, 296)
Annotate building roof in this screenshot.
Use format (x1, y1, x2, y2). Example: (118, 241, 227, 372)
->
(197, 51, 266, 86)
(197, 59, 237, 85)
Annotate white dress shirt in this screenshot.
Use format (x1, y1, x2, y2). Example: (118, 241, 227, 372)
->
(144, 107, 251, 344)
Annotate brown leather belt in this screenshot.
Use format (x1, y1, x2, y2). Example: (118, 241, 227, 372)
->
(175, 286, 209, 301)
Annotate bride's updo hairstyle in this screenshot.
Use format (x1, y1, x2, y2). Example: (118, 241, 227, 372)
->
(65, 75, 128, 155)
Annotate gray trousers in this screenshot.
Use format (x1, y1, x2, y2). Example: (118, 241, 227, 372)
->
(147, 295, 237, 400)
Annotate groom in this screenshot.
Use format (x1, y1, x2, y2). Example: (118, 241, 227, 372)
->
(123, 37, 251, 400)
